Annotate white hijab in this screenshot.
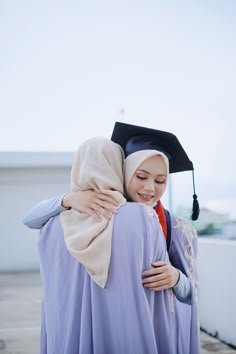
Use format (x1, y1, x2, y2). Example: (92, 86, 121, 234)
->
(124, 150, 169, 194)
(60, 137, 126, 288)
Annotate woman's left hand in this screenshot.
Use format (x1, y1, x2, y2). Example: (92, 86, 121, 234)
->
(142, 261, 180, 291)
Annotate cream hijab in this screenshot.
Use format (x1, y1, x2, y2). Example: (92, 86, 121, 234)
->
(60, 137, 126, 288)
(124, 150, 169, 197)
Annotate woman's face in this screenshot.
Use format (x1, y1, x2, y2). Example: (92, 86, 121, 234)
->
(127, 155, 168, 206)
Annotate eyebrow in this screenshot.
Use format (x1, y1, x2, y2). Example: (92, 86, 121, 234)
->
(137, 169, 167, 177)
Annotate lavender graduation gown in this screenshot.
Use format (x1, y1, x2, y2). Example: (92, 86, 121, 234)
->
(169, 215, 201, 354)
(38, 202, 176, 354)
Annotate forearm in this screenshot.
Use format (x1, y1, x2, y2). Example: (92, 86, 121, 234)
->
(173, 270, 192, 303)
(23, 194, 68, 229)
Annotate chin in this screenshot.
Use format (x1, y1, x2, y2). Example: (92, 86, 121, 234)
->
(140, 199, 153, 206)
(147, 201, 155, 207)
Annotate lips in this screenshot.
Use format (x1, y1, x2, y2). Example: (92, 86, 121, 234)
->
(138, 193, 154, 201)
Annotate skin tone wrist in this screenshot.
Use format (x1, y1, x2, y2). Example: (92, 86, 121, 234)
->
(62, 193, 73, 209)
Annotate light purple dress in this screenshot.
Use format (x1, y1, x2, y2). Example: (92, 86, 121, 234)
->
(38, 202, 176, 354)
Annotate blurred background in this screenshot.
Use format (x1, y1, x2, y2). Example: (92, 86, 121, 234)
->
(1, 0, 236, 221)
(0, 0, 235, 352)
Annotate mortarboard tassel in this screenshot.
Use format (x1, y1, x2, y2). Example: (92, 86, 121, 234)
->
(192, 194, 200, 221)
(191, 170, 200, 221)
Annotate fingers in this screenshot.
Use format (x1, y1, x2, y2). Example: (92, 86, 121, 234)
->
(85, 208, 103, 222)
(85, 206, 109, 222)
(94, 193, 119, 207)
(142, 272, 171, 290)
(146, 284, 171, 291)
(142, 273, 166, 284)
(93, 199, 118, 215)
(88, 192, 119, 220)
(151, 260, 168, 267)
(89, 203, 114, 220)
(143, 278, 170, 290)
(142, 264, 168, 278)
(87, 204, 116, 222)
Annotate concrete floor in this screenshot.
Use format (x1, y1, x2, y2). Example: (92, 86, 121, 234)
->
(0, 272, 235, 354)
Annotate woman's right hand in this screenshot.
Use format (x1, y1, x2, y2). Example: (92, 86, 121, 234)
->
(62, 191, 118, 222)
(142, 261, 180, 291)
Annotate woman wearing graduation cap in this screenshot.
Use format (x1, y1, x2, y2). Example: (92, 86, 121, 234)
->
(35, 136, 178, 354)
(23, 123, 201, 353)
(112, 123, 200, 354)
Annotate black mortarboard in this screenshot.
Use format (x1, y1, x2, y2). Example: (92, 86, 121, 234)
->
(111, 121, 200, 220)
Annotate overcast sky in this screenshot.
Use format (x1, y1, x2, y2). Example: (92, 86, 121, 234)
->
(1, 0, 235, 218)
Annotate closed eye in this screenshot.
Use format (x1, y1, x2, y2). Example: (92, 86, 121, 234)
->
(137, 176, 147, 180)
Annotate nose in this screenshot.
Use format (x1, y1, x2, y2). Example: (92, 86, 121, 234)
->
(143, 179, 155, 192)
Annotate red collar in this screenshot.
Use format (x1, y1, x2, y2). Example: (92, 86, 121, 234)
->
(154, 201, 167, 239)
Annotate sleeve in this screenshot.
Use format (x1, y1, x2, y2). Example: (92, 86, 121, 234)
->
(168, 229, 192, 303)
(168, 216, 201, 305)
(23, 194, 69, 229)
(168, 237, 186, 275)
(173, 270, 191, 303)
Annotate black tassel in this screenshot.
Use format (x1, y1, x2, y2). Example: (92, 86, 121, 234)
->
(191, 194, 200, 221)
(191, 170, 200, 220)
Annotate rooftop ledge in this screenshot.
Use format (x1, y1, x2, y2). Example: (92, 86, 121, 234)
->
(199, 237, 236, 246)
(0, 151, 74, 168)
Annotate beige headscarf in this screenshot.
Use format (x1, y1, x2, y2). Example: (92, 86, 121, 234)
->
(124, 150, 169, 195)
(60, 137, 126, 288)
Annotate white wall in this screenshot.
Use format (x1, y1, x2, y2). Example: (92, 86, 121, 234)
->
(198, 238, 236, 347)
(0, 166, 70, 271)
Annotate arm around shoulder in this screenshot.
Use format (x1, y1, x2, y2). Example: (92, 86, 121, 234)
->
(23, 194, 68, 229)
